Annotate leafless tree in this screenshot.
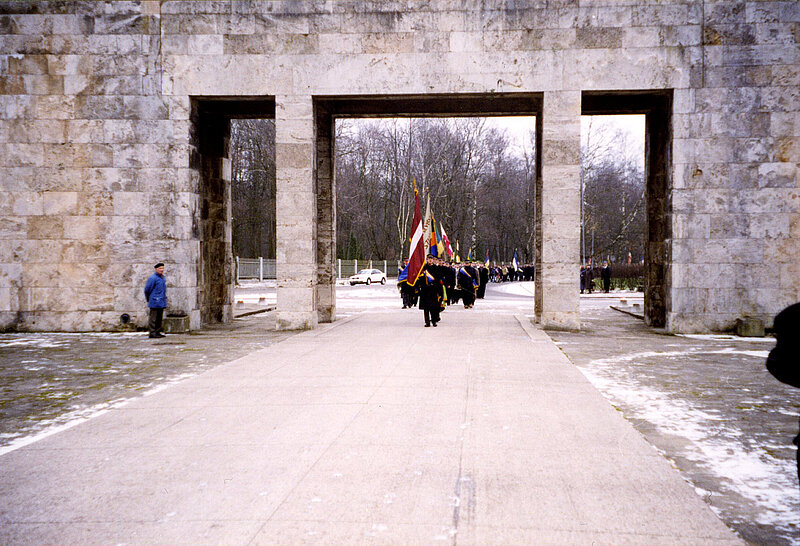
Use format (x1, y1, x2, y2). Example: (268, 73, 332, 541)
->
(581, 117, 645, 264)
(228, 115, 643, 269)
(230, 119, 275, 259)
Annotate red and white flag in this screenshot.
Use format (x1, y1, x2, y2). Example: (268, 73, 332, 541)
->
(406, 180, 426, 286)
(439, 222, 454, 258)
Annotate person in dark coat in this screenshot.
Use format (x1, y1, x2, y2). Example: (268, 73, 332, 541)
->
(143, 262, 167, 338)
(585, 264, 595, 293)
(458, 263, 478, 309)
(601, 260, 611, 293)
(418, 255, 444, 327)
(580, 265, 586, 294)
(398, 260, 417, 309)
(477, 265, 489, 299)
(443, 263, 457, 305)
(766, 302, 800, 484)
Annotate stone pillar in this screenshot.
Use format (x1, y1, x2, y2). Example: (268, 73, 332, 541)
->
(275, 96, 317, 330)
(644, 104, 671, 328)
(197, 110, 234, 325)
(535, 91, 581, 330)
(315, 103, 336, 323)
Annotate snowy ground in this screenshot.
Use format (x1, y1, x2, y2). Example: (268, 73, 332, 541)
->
(550, 296, 798, 545)
(0, 282, 796, 543)
(0, 313, 293, 455)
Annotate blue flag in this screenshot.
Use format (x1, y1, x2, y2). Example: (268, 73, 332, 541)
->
(398, 263, 410, 283)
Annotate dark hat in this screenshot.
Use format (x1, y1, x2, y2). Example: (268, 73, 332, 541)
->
(154, 262, 164, 268)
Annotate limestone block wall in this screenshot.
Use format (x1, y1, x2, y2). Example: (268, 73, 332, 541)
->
(668, 1, 800, 331)
(0, 0, 798, 332)
(0, 0, 202, 331)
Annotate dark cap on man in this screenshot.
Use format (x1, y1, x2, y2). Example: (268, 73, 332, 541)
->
(154, 262, 164, 269)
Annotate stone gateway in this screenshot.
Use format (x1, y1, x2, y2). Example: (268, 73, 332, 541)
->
(0, 1, 798, 333)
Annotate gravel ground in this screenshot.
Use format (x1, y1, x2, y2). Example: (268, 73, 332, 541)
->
(0, 310, 292, 452)
(549, 295, 799, 546)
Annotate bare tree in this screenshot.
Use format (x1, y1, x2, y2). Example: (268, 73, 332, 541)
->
(230, 119, 276, 259)
(581, 117, 645, 264)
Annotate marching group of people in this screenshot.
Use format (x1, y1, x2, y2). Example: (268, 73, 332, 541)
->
(398, 256, 534, 327)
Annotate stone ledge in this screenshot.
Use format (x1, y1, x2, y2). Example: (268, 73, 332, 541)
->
(162, 314, 190, 333)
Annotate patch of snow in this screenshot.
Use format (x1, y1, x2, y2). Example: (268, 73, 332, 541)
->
(0, 371, 206, 456)
(579, 358, 800, 534)
(492, 282, 536, 297)
(678, 334, 776, 344)
(705, 347, 771, 359)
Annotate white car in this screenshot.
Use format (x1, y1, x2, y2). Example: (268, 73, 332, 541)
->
(349, 269, 386, 286)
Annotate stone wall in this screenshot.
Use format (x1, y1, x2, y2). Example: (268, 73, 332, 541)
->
(0, 0, 798, 333)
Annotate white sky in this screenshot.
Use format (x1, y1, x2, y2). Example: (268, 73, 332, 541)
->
(484, 114, 645, 168)
(340, 115, 646, 167)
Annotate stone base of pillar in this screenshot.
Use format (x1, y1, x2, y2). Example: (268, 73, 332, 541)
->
(539, 311, 580, 331)
(317, 284, 336, 323)
(276, 311, 318, 331)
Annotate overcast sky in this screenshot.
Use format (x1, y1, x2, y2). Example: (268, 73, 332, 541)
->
(484, 114, 645, 170)
(340, 114, 645, 170)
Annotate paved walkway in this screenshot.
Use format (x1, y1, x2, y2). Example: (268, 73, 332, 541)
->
(0, 309, 742, 545)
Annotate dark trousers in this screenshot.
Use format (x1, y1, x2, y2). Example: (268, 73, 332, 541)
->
(424, 308, 440, 326)
(461, 290, 476, 307)
(148, 307, 164, 336)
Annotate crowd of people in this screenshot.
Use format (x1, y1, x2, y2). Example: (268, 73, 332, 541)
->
(488, 263, 536, 283)
(397, 256, 535, 327)
(580, 261, 612, 294)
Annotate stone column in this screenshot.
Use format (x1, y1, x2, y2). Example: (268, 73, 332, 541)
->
(275, 96, 317, 330)
(197, 110, 233, 325)
(315, 103, 336, 323)
(535, 91, 581, 330)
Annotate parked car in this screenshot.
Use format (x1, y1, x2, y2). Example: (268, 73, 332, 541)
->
(349, 269, 386, 286)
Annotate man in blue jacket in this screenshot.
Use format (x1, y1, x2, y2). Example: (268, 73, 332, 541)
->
(144, 262, 167, 338)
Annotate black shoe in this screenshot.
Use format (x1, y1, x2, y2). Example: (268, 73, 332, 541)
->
(149, 333, 165, 338)
(432, 322, 437, 327)
(424, 323, 430, 327)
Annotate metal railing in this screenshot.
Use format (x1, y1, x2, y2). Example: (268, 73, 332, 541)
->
(236, 257, 276, 281)
(337, 259, 403, 279)
(236, 257, 404, 281)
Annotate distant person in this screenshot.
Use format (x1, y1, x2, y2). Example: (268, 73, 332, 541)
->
(457, 263, 478, 309)
(477, 264, 489, 299)
(580, 265, 586, 293)
(398, 260, 416, 309)
(766, 302, 800, 484)
(144, 262, 167, 338)
(601, 261, 611, 293)
(586, 264, 594, 294)
(419, 255, 444, 327)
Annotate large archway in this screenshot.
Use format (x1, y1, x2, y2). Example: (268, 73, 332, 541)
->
(190, 93, 672, 332)
(192, 97, 276, 325)
(313, 93, 558, 327)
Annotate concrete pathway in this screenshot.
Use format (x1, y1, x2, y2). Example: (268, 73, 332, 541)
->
(0, 309, 742, 545)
